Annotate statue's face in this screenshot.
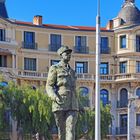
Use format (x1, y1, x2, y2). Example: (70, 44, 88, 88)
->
(61, 51, 71, 62)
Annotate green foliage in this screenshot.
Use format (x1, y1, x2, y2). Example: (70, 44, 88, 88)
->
(1, 81, 54, 139)
(76, 91, 112, 140)
(0, 76, 112, 139)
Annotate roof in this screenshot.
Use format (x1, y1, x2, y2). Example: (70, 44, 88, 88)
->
(14, 20, 112, 32)
(118, 0, 140, 25)
(0, 2, 8, 18)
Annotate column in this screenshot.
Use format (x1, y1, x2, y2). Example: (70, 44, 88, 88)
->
(110, 84, 117, 139)
(12, 54, 16, 69)
(127, 87, 135, 140)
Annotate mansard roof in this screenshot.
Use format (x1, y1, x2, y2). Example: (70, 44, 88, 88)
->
(0, 1, 8, 18)
(118, 0, 140, 25)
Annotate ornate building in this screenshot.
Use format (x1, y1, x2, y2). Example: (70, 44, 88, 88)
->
(1, 0, 140, 139)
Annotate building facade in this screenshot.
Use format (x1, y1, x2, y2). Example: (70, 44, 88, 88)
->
(1, 0, 140, 139)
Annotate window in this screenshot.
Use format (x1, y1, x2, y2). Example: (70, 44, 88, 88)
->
(75, 62, 88, 73)
(79, 87, 89, 107)
(120, 35, 126, 48)
(75, 36, 88, 53)
(136, 87, 140, 98)
(136, 114, 140, 126)
(136, 61, 140, 73)
(24, 58, 36, 71)
(51, 60, 60, 65)
(136, 35, 140, 52)
(0, 55, 7, 67)
(120, 114, 127, 134)
(119, 88, 128, 108)
(100, 62, 109, 75)
(100, 89, 109, 106)
(0, 29, 5, 41)
(24, 31, 36, 49)
(120, 61, 127, 73)
(50, 34, 61, 51)
(101, 37, 109, 54)
(75, 36, 86, 47)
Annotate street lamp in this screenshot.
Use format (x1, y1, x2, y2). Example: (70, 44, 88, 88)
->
(127, 95, 137, 140)
(95, 0, 101, 140)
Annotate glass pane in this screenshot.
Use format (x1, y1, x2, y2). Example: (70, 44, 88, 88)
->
(120, 35, 126, 48)
(100, 63, 108, 74)
(136, 88, 140, 97)
(120, 114, 127, 127)
(100, 89, 109, 106)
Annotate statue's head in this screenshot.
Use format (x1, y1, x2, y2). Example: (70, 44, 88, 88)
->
(57, 46, 72, 56)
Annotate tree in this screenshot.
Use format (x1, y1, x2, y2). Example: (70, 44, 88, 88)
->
(1, 81, 55, 139)
(76, 91, 112, 140)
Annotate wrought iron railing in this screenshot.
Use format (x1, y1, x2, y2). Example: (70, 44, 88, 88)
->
(48, 44, 61, 52)
(22, 42, 38, 50)
(73, 46, 89, 54)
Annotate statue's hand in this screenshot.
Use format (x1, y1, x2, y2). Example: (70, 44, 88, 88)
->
(55, 96, 64, 105)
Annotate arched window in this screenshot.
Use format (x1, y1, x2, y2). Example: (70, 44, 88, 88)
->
(100, 89, 109, 106)
(80, 87, 89, 96)
(79, 87, 89, 107)
(119, 88, 128, 108)
(136, 87, 140, 98)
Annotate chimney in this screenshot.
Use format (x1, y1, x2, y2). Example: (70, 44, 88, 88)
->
(106, 20, 113, 30)
(33, 15, 42, 26)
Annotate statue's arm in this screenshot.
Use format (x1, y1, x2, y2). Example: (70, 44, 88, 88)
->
(46, 66, 58, 101)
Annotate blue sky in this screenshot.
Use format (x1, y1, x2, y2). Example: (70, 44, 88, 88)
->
(6, 0, 140, 27)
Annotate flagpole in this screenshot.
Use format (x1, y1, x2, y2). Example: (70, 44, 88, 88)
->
(95, 0, 101, 139)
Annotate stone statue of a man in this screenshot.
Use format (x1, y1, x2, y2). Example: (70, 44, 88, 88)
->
(46, 46, 78, 140)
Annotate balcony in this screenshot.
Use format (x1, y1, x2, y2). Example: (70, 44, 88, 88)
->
(114, 73, 139, 82)
(108, 127, 127, 136)
(73, 46, 89, 54)
(17, 70, 48, 79)
(136, 45, 140, 52)
(22, 42, 38, 50)
(117, 101, 128, 108)
(77, 73, 114, 81)
(48, 44, 61, 52)
(100, 47, 110, 54)
(116, 127, 127, 135)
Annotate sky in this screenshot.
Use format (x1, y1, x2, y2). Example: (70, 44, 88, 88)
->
(6, 0, 140, 27)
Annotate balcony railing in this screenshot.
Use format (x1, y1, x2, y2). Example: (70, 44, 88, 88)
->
(18, 70, 48, 78)
(116, 127, 127, 135)
(0, 37, 11, 43)
(117, 101, 128, 108)
(73, 46, 89, 54)
(3, 67, 140, 82)
(48, 44, 61, 52)
(100, 47, 110, 54)
(136, 45, 140, 52)
(108, 127, 127, 135)
(22, 42, 38, 50)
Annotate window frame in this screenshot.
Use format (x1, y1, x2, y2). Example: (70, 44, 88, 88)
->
(136, 113, 140, 126)
(120, 35, 126, 49)
(24, 57, 37, 71)
(119, 61, 127, 73)
(100, 62, 109, 75)
(75, 61, 88, 73)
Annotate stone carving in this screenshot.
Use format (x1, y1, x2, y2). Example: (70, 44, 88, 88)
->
(46, 46, 78, 140)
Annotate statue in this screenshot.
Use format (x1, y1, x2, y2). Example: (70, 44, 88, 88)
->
(46, 46, 78, 140)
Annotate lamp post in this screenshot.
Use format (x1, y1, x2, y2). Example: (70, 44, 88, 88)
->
(127, 96, 135, 140)
(95, 0, 101, 140)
